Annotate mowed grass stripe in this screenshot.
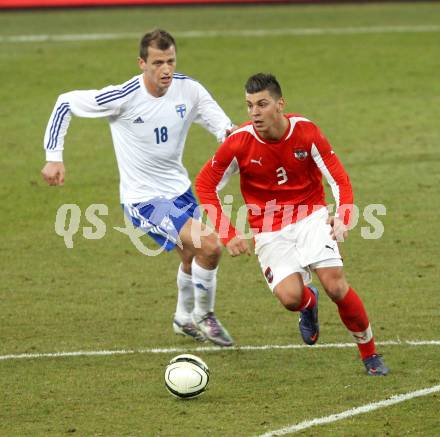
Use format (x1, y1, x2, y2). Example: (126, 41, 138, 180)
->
(1, 339, 439, 362)
(1, 24, 440, 43)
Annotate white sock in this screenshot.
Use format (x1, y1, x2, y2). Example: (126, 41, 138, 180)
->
(192, 258, 217, 321)
(174, 264, 194, 324)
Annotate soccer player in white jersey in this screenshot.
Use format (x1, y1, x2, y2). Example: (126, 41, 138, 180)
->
(41, 29, 234, 347)
(196, 73, 390, 374)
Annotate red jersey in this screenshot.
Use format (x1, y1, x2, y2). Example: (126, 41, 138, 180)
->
(195, 114, 353, 245)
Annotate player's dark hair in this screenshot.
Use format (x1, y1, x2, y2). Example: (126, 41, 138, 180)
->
(139, 29, 176, 61)
(245, 73, 282, 100)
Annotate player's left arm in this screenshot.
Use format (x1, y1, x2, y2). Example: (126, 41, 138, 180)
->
(195, 139, 246, 248)
(193, 83, 234, 142)
(310, 125, 354, 241)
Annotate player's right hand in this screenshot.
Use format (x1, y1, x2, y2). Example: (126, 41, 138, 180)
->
(226, 236, 251, 257)
(327, 215, 348, 242)
(41, 162, 65, 186)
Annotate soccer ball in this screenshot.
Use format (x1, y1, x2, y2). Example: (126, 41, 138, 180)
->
(164, 354, 210, 399)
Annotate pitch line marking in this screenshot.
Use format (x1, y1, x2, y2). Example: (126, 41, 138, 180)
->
(256, 384, 440, 437)
(0, 339, 439, 362)
(1, 25, 440, 43)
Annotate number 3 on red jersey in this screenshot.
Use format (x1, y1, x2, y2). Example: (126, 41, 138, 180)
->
(276, 167, 288, 185)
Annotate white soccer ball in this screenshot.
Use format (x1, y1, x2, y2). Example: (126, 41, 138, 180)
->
(164, 354, 210, 399)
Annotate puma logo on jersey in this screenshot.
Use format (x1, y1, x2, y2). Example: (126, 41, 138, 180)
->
(250, 157, 263, 166)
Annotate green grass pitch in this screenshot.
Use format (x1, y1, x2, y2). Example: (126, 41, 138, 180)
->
(1, 2, 440, 436)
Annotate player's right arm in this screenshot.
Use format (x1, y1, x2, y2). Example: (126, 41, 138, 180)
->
(191, 81, 234, 143)
(195, 139, 250, 256)
(41, 83, 126, 185)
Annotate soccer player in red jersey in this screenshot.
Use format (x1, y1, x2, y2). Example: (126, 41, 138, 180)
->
(195, 73, 389, 375)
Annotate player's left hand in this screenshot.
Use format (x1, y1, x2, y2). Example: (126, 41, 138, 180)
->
(226, 236, 251, 257)
(224, 125, 238, 138)
(327, 216, 348, 242)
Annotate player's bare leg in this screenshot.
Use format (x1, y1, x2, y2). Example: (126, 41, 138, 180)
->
(178, 218, 221, 269)
(176, 219, 234, 347)
(175, 244, 194, 275)
(315, 266, 389, 375)
(274, 273, 319, 345)
(273, 273, 305, 310)
(314, 266, 349, 302)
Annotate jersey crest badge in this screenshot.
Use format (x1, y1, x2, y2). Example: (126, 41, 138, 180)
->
(294, 149, 308, 161)
(175, 104, 186, 119)
(264, 267, 274, 284)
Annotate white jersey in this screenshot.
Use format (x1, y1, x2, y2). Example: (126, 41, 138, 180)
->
(44, 73, 233, 203)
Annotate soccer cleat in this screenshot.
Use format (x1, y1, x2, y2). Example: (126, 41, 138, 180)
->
(192, 312, 234, 347)
(363, 354, 390, 376)
(173, 319, 207, 342)
(298, 286, 319, 345)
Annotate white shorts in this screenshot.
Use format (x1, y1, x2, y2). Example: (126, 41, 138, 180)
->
(254, 207, 343, 291)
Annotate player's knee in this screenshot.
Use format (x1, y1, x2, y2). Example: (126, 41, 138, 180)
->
(199, 234, 222, 265)
(324, 278, 348, 302)
(283, 298, 302, 311)
(275, 286, 303, 311)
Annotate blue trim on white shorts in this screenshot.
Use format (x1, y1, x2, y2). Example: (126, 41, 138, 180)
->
(122, 187, 200, 252)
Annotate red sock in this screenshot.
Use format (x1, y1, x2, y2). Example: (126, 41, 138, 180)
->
(297, 286, 317, 311)
(336, 287, 376, 360)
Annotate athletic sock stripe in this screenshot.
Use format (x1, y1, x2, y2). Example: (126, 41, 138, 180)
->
(47, 103, 69, 150)
(305, 297, 312, 309)
(96, 80, 139, 103)
(97, 83, 140, 105)
(49, 106, 70, 150)
(350, 324, 373, 344)
(95, 78, 139, 101)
